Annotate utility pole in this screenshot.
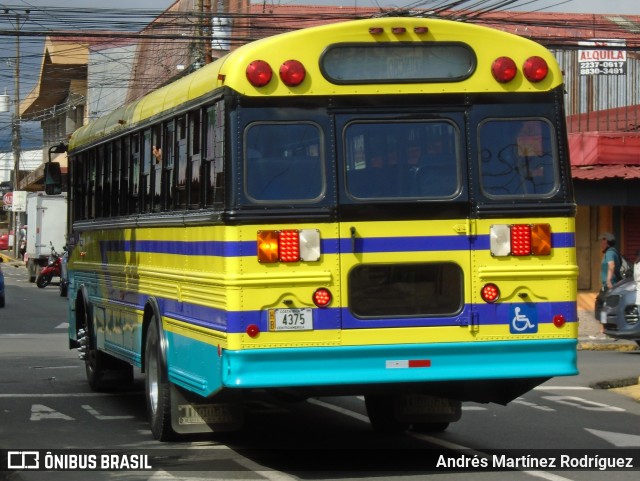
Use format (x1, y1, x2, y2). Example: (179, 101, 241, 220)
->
(3, 8, 29, 258)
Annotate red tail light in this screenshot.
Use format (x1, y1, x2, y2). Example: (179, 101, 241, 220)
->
(280, 60, 306, 87)
(246, 60, 273, 87)
(510, 224, 532, 256)
(278, 230, 300, 262)
(313, 288, 332, 308)
(553, 314, 566, 328)
(523, 56, 549, 82)
(491, 56, 517, 83)
(481, 283, 500, 303)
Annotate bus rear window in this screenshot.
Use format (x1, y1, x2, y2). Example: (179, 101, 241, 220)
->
(245, 123, 325, 202)
(479, 119, 558, 198)
(344, 121, 460, 200)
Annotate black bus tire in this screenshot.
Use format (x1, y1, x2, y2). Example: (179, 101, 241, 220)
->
(145, 318, 174, 441)
(364, 394, 410, 434)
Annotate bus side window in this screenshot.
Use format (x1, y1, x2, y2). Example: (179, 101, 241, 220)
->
(75, 153, 87, 220)
(204, 103, 225, 207)
(130, 134, 140, 214)
(95, 146, 104, 218)
(153, 125, 164, 212)
(189, 110, 202, 208)
(87, 152, 96, 219)
(119, 137, 129, 215)
(162, 121, 175, 211)
(175, 116, 188, 209)
(103, 143, 112, 218)
(141, 129, 152, 213)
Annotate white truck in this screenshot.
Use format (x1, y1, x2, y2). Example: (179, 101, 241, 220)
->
(25, 192, 67, 283)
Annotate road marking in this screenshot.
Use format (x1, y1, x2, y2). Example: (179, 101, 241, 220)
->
(30, 404, 74, 421)
(29, 365, 79, 369)
(56, 323, 69, 329)
(534, 386, 592, 391)
(307, 398, 370, 423)
(542, 395, 625, 412)
(82, 404, 135, 420)
(513, 397, 555, 411)
(585, 428, 640, 447)
(0, 392, 138, 398)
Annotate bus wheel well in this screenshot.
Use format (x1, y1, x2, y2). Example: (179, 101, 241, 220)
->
(141, 301, 160, 374)
(75, 289, 89, 333)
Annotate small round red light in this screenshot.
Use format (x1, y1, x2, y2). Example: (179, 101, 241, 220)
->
(552, 314, 566, 328)
(523, 56, 549, 82)
(369, 27, 384, 35)
(246, 60, 273, 87)
(481, 283, 500, 303)
(279, 60, 306, 87)
(246, 324, 260, 338)
(414, 26, 429, 34)
(313, 288, 332, 308)
(392, 27, 406, 34)
(491, 56, 517, 83)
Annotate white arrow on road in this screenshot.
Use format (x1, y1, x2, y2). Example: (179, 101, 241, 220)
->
(586, 428, 640, 447)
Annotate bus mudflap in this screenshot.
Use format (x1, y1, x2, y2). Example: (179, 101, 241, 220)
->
(170, 385, 244, 434)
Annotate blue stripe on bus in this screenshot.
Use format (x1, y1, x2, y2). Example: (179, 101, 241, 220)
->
(105, 290, 576, 333)
(98, 232, 574, 258)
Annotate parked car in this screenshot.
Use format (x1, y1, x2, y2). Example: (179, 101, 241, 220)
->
(0, 257, 5, 307)
(599, 277, 640, 346)
(0, 233, 9, 251)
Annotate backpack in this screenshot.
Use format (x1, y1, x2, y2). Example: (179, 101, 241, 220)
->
(617, 250, 633, 279)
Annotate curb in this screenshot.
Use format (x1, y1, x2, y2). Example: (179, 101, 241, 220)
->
(578, 339, 638, 352)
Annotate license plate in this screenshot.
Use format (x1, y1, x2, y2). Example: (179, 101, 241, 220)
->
(600, 311, 607, 324)
(269, 308, 313, 331)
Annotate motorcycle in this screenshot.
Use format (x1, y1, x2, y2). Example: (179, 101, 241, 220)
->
(36, 243, 62, 288)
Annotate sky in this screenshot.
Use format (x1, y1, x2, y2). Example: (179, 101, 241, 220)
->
(2, 0, 640, 151)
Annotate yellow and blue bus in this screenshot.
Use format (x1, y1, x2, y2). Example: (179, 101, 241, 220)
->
(57, 17, 577, 440)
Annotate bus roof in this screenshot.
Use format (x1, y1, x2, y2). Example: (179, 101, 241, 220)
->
(70, 17, 562, 150)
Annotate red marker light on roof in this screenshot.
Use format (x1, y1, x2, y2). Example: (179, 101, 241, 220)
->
(369, 27, 384, 35)
(523, 56, 549, 82)
(414, 26, 429, 34)
(246, 60, 273, 87)
(279, 60, 306, 87)
(491, 56, 517, 83)
(392, 27, 406, 34)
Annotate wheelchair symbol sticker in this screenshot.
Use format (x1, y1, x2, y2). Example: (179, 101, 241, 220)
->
(510, 304, 538, 334)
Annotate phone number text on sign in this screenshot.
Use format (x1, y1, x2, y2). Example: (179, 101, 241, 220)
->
(580, 61, 626, 76)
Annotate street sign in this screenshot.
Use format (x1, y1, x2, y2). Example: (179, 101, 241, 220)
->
(3, 192, 13, 206)
(12, 191, 27, 212)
